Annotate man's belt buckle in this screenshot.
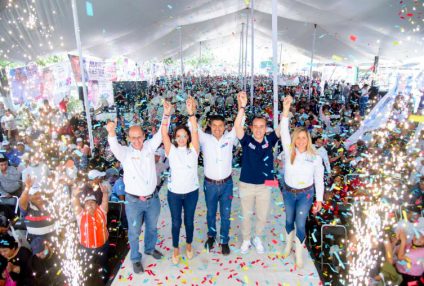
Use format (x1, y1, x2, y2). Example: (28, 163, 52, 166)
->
(215, 179, 224, 185)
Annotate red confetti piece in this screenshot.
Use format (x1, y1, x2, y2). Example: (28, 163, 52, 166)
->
(272, 239, 278, 244)
(350, 35, 357, 42)
(407, 13, 414, 17)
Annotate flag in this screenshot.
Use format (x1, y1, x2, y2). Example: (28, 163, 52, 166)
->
(344, 88, 396, 148)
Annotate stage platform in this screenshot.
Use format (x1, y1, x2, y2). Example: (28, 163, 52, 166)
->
(111, 168, 322, 286)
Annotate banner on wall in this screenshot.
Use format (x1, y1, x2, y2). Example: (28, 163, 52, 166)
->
(278, 76, 299, 86)
(39, 62, 72, 106)
(69, 54, 117, 82)
(9, 67, 28, 104)
(68, 54, 89, 83)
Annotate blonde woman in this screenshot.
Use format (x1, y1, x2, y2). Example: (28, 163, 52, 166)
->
(280, 95, 324, 268)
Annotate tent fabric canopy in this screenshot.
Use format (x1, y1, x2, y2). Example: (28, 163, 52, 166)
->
(0, 0, 422, 66)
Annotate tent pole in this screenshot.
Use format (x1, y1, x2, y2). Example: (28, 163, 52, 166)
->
(279, 43, 283, 76)
(250, 0, 254, 106)
(308, 24, 317, 102)
(239, 25, 243, 80)
(71, 0, 94, 152)
(244, 11, 249, 92)
(272, 0, 278, 129)
(180, 27, 184, 93)
(199, 41, 202, 76)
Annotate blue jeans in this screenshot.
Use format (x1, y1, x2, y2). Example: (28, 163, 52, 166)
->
(359, 97, 368, 116)
(167, 189, 199, 248)
(281, 183, 315, 242)
(125, 193, 160, 263)
(204, 177, 233, 244)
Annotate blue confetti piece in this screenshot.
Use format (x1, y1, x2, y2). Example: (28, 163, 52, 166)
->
(86, 2, 93, 16)
(168, 5, 172, 9)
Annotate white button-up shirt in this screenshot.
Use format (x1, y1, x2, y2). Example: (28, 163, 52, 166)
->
(281, 117, 325, 201)
(315, 145, 332, 174)
(188, 117, 244, 181)
(108, 132, 162, 196)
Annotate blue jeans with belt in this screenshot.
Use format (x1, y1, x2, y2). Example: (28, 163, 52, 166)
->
(204, 177, 233, 244)
(167, 189, 199, 248)
(281, 183, 315, 242)
(125, 192, 160, 263)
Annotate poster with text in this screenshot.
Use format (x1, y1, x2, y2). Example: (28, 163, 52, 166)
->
(88, 80, 114, 109)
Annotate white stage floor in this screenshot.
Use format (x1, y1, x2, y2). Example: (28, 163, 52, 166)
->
(111, 168, 322, 286)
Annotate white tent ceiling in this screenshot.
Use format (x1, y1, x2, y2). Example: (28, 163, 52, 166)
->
(0, 0, 422, 66)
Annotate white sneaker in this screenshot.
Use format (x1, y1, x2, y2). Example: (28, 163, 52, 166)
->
(240, 240, 251, 254)
(252, 236, 265, 253)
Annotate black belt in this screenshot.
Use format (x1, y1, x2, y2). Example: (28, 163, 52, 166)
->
(128, 189, 158, 201)
(205, 175, 232, 185)
(284, 182, 313, 194)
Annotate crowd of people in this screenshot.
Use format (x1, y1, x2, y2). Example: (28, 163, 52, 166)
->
(0, 74, 422, 286)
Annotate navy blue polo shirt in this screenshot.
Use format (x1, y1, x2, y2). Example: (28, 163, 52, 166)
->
(239, 131, 279, 185)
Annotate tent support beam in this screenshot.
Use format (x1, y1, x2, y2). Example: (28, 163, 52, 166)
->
(71, 0, 94, 151)
(244, 11, 249, 93)
(308, 24, 317, 101)
(272, 0, 278, 129)
(180, 27, 184, 92)
(250, 1, 254, 106)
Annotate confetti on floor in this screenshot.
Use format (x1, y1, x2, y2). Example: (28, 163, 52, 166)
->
(111, 168, 321, 286)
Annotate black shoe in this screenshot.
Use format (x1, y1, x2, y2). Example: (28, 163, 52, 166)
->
(205, 237, 215, 250)
(221, 243, 230, 256)
(144, 249, 164, 260)
(133, 261, 144, 274)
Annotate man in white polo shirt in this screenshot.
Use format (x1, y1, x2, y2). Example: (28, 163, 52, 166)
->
(188, 112, 244, 256)
(106, 114, 168, 274)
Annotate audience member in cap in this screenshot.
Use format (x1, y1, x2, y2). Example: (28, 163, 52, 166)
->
(73, 184, 109, 284)
(0, 233, 34, 285)
(79, 169, 111, 202)
(19, 175, 55, 242)
(29, 237, 66, 286)
(2, 141, 19, 168)
(0, 157, 22, 204)
(21, 153, 51, 191)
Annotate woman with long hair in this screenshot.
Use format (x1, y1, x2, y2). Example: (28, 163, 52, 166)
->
(161, 96, 200, 265)
(280, 95, 324, 268)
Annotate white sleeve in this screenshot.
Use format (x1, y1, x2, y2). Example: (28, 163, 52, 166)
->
(108, 135, 127, 162)
(280, 117, 292, 159)
(314, 156, 325, 201)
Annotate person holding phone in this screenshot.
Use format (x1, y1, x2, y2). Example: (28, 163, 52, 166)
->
(280, 95, 324, 268)
(161, 96, 200, 264)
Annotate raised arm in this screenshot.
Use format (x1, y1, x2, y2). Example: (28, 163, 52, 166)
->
(99, 184, 109, 213)
(162, 100, 173, 156)
(107, 118, 126, 162)
(235, 91, 247, 140)
(277, 95, 294, 139)
(19, 175, 34, 211)
(280, 95, 293, 156)
(187, 96, 199, 154)
(72, 184, 83, 216)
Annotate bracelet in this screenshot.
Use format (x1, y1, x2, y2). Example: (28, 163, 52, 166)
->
(162, 123, 168, 126)
(164, 114, 170, 118)
(73, 195, 79, 198)
(240, 106, 246, 109)
(187, 113, 195, 117)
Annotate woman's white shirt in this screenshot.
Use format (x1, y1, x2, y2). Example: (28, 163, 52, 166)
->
(280, 117, 325, 201)
(166, 145, 199, 194)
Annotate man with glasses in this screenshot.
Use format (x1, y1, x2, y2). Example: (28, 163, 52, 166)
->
(106, 114, 168, 274)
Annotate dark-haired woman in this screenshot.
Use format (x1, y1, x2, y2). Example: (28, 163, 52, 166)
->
(0, 233, 34, 286)
(161, 96, 200, 265)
